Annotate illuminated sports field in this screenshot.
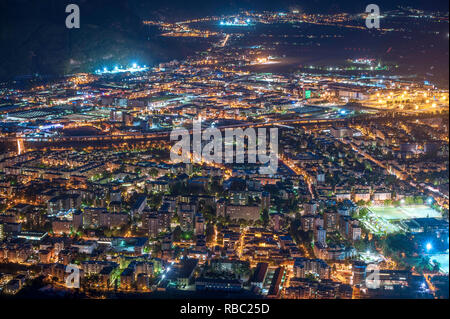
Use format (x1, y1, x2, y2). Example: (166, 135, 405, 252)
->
(369, 205, 441, 220)
(429, 253, 449, 274)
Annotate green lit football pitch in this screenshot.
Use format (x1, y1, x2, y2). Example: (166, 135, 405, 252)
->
(369, 205, 441, 220)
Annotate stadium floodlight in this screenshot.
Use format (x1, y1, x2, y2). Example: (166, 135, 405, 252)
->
(426, 242, 432, 251)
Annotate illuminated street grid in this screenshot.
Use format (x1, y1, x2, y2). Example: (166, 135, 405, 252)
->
(0, 4, 448, 300)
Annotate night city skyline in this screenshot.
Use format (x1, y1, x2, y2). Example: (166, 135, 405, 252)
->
(0, 0, 448, 308)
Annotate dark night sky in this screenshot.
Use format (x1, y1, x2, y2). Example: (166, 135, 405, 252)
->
(0, 0, 448, 80)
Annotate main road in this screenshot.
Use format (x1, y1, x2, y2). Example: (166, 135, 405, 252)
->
(2, 111, 442, 144)
(2, 116, 351, 143)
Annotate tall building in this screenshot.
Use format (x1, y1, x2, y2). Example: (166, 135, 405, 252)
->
(131, 195, 147, 219)
(226, 205, 260, 221)
(303, 201, 318, 215)
(261, 192, 271, 211)
(156, 210, 170, 232)
(216, 199, 226, 217)
(315, 226, 327, 247)
(324, 211, 338, 231)
(301, 215, 315, 232)
(293, 257, 331, 279)
(195, 213, 205, 236)
(148, 213, 160, 238)
(110, 109, 123, 122)
(178, 204, 196, 231)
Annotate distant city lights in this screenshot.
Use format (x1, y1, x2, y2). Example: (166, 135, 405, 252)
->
(219, 18, 252, 26)
(95, 63, 149, 75)
(251, 56, 279, 65)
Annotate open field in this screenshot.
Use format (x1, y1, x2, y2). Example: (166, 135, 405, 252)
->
(369, 205, 441, 220)
(359, 205, 442, 235)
